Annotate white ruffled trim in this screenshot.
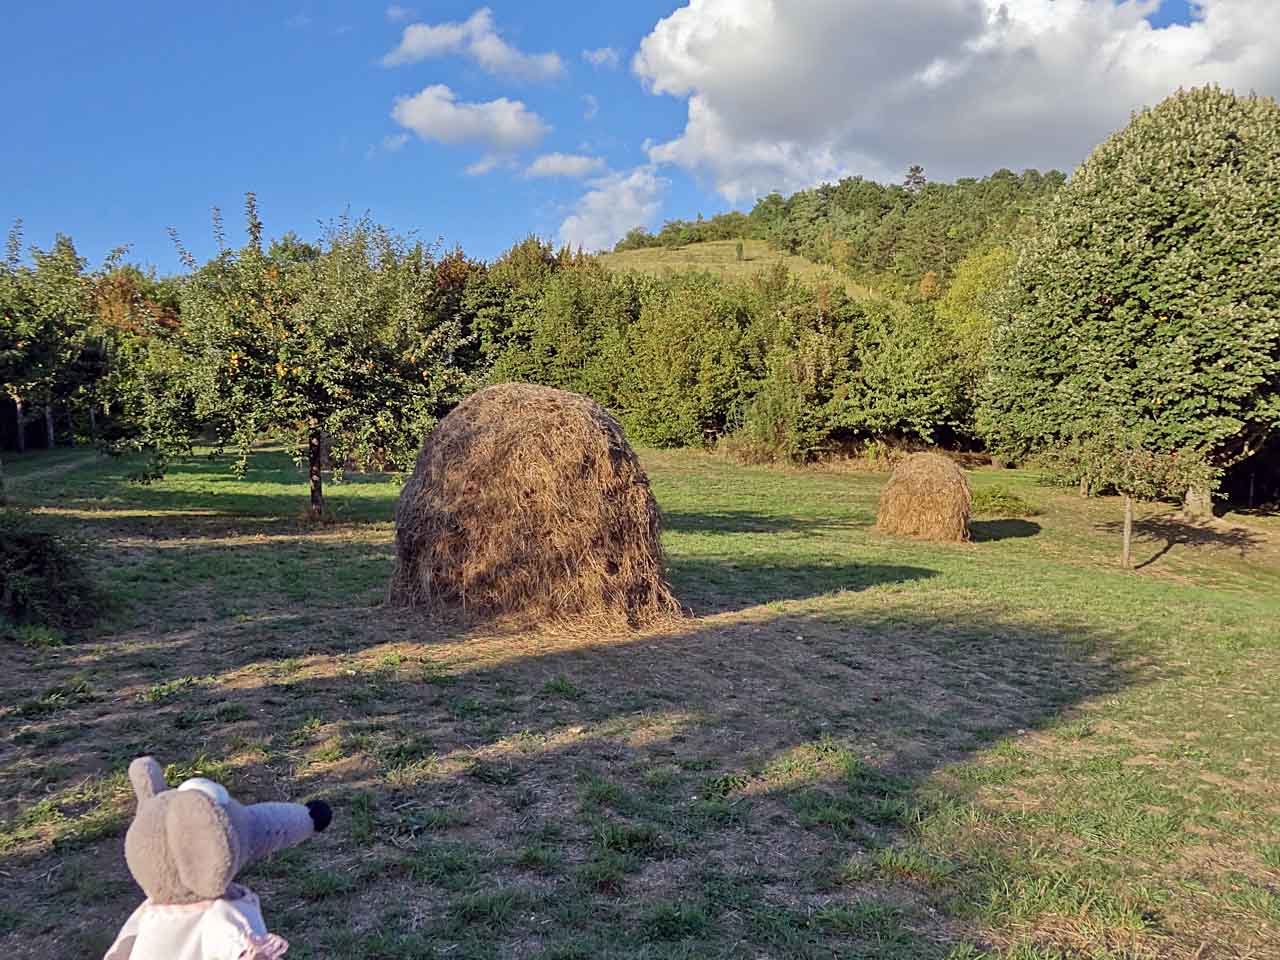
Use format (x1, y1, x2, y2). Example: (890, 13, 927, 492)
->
(239, 932, 289, 959)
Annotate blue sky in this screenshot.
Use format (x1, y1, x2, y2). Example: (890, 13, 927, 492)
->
(2, 1, 1254, 274)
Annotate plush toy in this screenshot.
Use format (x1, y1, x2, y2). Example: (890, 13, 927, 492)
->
(104, 756, 333, 960)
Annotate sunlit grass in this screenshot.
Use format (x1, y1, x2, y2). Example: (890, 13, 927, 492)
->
(1, 445, 1276, 958)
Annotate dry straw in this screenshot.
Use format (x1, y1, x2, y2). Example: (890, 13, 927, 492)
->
(386, 383, 681, 626)
(876, 452, 972, 542)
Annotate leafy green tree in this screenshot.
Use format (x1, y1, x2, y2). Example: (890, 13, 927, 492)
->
(840, 301, 967, 443)
(981, 87, 1280, 513)
(935, 245, 1016, 408)
(1036, 426, 1216, 568)
(92, 264, 195, 480)
(614, 274, 753, 446)
(0, 225, 101, 463)
(176, 201, 470, 517)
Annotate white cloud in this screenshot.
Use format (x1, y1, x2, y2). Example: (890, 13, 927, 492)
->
(582, 94, 600, 120)
(633, 0, 1280, 201)
(559, 166, 669, 251)
(391, 85, 550, 152)
(382, 133, 410, 152)
(382, 7, 565, 81)
(465, 155, 501, 176)
(582, 46, 621, 69)
(286, 13, 312, 30)
(525, 153, 606, 178)
(386, 4, 415, 22)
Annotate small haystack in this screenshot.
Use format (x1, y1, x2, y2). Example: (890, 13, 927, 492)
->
(387, 383, 681, 626)
(876, 452, 971, 542)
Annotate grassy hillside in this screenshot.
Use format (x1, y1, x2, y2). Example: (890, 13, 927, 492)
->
(3, 446, 1278, 958)
(598, 239, 877, 299)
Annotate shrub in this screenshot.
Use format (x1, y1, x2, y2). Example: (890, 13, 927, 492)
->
(970, 486, 1038, 518)
(1, 510, 101, 635)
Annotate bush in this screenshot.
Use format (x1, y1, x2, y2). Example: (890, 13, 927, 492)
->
(970, 486, 1038, 518)
(1, 510, 101, 635)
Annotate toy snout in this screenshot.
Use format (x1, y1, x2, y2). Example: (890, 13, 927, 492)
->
(234, 799, 332, 866)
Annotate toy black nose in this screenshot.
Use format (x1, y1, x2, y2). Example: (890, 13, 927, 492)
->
(306, 800, 332, 832)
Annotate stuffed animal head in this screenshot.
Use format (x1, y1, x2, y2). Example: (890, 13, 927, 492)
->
(124, 756, 332, 904)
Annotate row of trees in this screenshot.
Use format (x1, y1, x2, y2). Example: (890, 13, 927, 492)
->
(613, 167, 1066, 298)
(2, 87, 1276, 529)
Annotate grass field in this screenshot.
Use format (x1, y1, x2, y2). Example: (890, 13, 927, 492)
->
(2, 446, 1278, 959)
(598, 239, 877, 299)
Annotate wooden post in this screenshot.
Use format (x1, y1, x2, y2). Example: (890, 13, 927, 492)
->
(1122, 494, 1133, 569)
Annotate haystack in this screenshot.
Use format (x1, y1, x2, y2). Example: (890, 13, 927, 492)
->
(876, 452, 971, 542)
(386, 383, 681, 626)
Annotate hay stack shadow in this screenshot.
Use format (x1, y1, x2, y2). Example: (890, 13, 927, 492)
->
(386, 383, 681, 627)
(875, 452, 971, 542)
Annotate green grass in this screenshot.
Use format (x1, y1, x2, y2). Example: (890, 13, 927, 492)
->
(1, 445, 1277, 959)
(598, 238, 876, 299)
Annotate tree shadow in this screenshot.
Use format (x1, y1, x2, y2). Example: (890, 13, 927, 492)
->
(4, 575, 1163, 956)
(662, 510, 863, 536)
(1096, 515, 1264, 569)
(668, 559, 937, 614)
(969, 519, 1042, 542)
(267, 605, 1151, 956)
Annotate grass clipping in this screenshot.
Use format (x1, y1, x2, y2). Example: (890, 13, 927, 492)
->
(876, 452, 972, 542)
(387, 383, 681, 626)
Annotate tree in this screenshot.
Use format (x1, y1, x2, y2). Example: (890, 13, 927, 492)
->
(1036, 428, 1216, 568)
(935, 245, 1016, 410)
(903, 164, 927, 193)
(980, 87, 1280, 514)
(92, 264, 194, 480)
(0, 225, 101, 472)
(175, 201, 471, 517)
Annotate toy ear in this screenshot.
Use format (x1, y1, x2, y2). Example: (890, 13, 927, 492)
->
(166, 791, 237, 899)
(129, 757, 167, 803)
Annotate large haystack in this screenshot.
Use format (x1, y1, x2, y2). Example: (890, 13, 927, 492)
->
(387, 383, 681, 625)
(876, 452, 971, 542)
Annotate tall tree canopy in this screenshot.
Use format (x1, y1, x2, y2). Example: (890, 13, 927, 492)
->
(979, 86, 1280, 503)
(176, 202, 471, 516)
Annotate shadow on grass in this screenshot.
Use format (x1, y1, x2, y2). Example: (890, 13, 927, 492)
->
(662, 510, 863, 536)
(970, 519, 1042, 542)
(263, 605, 1150, 958)
(4, 592, 1157, 958)
(668, 559, 937, 614)
(1096, 515, 1264, 569)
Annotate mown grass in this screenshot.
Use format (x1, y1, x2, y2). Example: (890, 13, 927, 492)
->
(1, 446, 1277, 959)
(598, 238, 877, 299)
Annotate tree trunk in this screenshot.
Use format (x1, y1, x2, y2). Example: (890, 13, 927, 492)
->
(1121, 494, 1134, 569)
(1079, 476, 1090, 498)
(1183, 483, 1213, 520)
(14, 396, 24, 453)
(0, 449, 7, 506)
(44, 406, 55, 448)
(88, 405, 98, 443)
(308, 430, 325, 520)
